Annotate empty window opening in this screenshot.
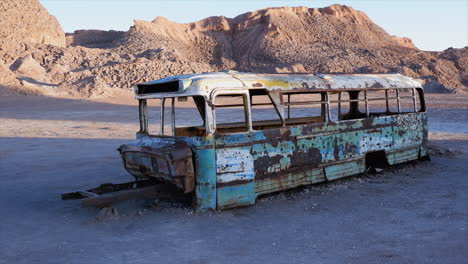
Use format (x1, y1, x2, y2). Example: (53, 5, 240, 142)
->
(147, 96, 206, 137)
(328, 92, 352, 121)
(282, 92, 326, 126)
(214, 94, 249, 134)
(250, 89, 282, 130)
(359, 88, 423, 116)
(174, 96, 206, 137)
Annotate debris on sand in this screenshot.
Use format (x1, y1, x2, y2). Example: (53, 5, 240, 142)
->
(95, 207, 119, 222)
(427, 142, 461, 157)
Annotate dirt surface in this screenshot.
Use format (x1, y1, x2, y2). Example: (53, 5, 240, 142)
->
(0, 94, 467, 263)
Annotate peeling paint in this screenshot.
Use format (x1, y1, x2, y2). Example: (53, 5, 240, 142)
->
(121, 72, 428, 210)
(134, 71, 422, 99)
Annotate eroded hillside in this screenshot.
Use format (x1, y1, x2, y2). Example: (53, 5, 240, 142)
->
(0, 1, 466, 97)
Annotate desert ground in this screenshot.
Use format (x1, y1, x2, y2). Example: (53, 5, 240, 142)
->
(0, 93, 467, 263)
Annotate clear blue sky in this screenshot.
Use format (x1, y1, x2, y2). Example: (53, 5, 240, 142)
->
(40, 0, 467, 51)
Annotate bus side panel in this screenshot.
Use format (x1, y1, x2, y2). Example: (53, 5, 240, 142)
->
(357, 116, 395, 155)
(324, 160, 366, 181)
(214, 133, 256, 209)
(252, 116, 401, 194)
(301, 119, 390, 181)
(183, 136, 217, 211)
(387, 147, 420, 165)
(389, 113, 427, 165)
(251, 127, 326, 196)
(255, 167, 325, 196)
(296, 123, 366, 181)
(213, 113, 427, 206)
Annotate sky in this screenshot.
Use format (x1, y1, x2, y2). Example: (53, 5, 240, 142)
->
(40, 0, 467, 51)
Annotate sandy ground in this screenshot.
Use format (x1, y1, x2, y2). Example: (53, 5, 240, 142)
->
(0, 94, 467, 264)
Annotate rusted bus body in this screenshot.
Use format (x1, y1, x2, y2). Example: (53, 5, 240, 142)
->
(118, 71, 428, 210)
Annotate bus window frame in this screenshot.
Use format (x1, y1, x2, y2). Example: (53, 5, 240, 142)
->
(354, 88, 425, 117)
(138, 96, 208, 137)
(138, 87, 426, 136)
(212, 90, 253, 134)
(281, 91, 328, 123)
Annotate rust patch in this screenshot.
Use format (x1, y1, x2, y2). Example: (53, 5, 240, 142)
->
(345, 143, 359, 155)
(263, 128, 282, 139)
(119, 140, 195, 192)
(370, 82, 384, 88)
(289, 147, 322, 167)
(397, 129, 405, 137)
(281, 128, 292, 139)
(333, 137, 340, 161)
(217, 179, 254, 187)
(361, 118, 374, 130)
(301, 82, 311, 89)
(253, 154, 284, 176)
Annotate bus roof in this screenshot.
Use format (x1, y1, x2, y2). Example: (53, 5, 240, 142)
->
(135, 71, 423, 99)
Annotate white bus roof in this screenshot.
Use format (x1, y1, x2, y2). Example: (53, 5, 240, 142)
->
(135, 71, 423, 99)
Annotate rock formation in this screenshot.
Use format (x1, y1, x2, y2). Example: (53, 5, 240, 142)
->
(0, 0, 66, 49)
(0, 2, 466, 97)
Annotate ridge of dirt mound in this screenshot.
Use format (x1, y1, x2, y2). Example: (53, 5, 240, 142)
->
(0, 2, 466, 97)
(121, 5, 418, 69)
(66, 30, 126, 48)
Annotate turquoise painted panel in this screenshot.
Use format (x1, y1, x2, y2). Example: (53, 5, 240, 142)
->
(193, 147, 217, 210)
(215, 133, 250, 145)
(255, 167, 326, 195)
(325, 160, 365, 181)
(387, 147, 419, 165)
(217, 182, 256, 209)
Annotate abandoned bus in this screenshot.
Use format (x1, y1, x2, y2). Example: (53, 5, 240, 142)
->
(118, 71, 428, 210)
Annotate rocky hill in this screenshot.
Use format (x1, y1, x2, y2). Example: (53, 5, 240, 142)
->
(0, 0, 65, 49)
(0, 1, 466, 97)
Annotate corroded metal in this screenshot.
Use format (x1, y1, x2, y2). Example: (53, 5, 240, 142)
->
(116, 71, 429, 210)
(118, 138, 195, 193)
(62, 180, 189, 208)
(134, 71, 422, 99)
(138, 99, 148, 133)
